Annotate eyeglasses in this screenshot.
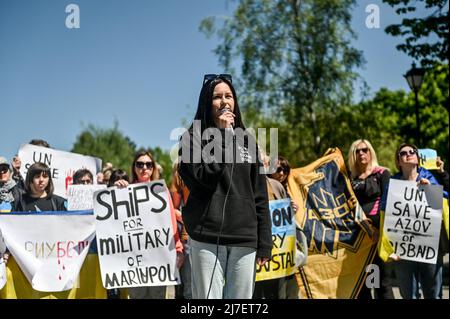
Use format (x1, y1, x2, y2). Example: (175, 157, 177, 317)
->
(276, 167, 287, 174)
(203, 74, 232, 85)
(399, 149, 417, 157)
(135, 161, 154, 169)
(0, 165, 9, 174)
(356, 147, 369, 154)
(79, 179, 92, 185)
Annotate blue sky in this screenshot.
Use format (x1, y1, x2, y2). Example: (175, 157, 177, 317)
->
(0, 0, 433, 162)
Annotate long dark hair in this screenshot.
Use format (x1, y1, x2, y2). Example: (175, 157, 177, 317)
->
(25, 162, 54, 196)
(108, 169, 129, 187)
(190, 77, 245, 134)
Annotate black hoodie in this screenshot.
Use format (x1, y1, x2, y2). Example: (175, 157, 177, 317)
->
(178, 129, 272, 259)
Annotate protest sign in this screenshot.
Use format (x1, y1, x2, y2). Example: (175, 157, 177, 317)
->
(0, 228, 6, 289)
(67, 184, 107, 211)
(93, 180, 179, 289)
(384, 179, 442, 264)
(418, 149, 438, 170)
(256, 198, 296, 281)
(0, 211, 96, 291)
(18, 144, 102, 198)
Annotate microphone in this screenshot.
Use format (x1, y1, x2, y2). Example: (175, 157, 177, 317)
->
(219, 107, 234, 135)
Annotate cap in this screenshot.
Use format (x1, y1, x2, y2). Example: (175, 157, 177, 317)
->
(0, 156, 9, 166)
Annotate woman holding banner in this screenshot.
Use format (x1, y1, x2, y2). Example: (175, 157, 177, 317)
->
(178, 74, 272, 299)
(348, 139, 394, 299)
(388, 143, 447, 299)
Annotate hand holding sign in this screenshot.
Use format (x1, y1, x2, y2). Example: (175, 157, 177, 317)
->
(384, 179, 443, 264)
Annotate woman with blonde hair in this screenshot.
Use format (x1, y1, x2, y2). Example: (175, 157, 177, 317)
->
(348, 139, 394, 299)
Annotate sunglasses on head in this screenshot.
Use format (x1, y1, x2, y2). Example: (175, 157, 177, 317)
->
(0, 165, 9, 174)
(399, 149, 417, 157)
(203, 74, 232, 85)
(135, 161, 154, 169)
(356, 147, 369, 154)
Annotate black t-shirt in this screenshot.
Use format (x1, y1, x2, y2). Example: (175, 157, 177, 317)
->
(351, 168, 390, 228)
(20, 194, 66, 212)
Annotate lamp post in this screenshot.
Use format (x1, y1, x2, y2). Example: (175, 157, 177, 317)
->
(404, 63, 425, 146)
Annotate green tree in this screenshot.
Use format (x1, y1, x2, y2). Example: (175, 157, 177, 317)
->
(71, 122, 137, 175)
(201, 0, 364, 164)
(345, 64, 449, 172)
(383, 0, 448, 68)
(72, 122, 174, 185)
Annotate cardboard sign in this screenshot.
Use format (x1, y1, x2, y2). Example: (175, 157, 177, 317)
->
(384, 179, 443, 264)
(67, 184, 107, 211)
(93, 180, 179, 289)
(18, 144, 102, 199)
(256, 198, 296, 281)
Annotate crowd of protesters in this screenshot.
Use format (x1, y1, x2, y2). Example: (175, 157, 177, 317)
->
(0, 75, 448, 300)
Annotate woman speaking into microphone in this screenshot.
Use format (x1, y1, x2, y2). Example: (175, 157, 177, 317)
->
(178, 74, 272, 299)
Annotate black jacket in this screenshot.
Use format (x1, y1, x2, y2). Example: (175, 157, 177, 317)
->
(14, 192, 67, 212)
(179, 129, 272, 259)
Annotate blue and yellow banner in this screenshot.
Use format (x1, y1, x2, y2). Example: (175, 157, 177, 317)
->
(287, 148, 376, 299)
(256, 198, 296, 281)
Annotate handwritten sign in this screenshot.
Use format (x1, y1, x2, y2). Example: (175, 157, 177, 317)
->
(93, 181, 179, 289)
(0, 212, 96, 291)
(18, 144, 102, 199)
(0, 228, 6, 289)
(384, 179, 443, 264)
(256, 198, 296, 281)
(67, 184, 107, 211)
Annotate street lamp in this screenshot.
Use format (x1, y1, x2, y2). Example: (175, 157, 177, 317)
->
(404, 62, 425, 146)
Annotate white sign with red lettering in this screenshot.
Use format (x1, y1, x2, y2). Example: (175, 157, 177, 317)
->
(0, 212, 95, 291)
(18, 144, 102, 199)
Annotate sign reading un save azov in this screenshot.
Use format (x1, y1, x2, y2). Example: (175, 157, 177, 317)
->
(384, 179, 443, 264)
(93, 180, 180, 289)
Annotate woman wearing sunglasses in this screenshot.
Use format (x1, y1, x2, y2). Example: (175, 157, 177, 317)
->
(178, 74, 272, 299)
(0, 157, 22, 213)
(125, 151, 184, 299)
(388, 143, 447, 299)
(348, 139, 394, 299)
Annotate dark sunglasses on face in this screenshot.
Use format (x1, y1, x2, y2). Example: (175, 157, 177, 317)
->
(203, 74, 232, 85)
(356, 147, 369, 154)
(399, 149, 417, 157)
(0, 165, 9, 174)
(135, 161, 154, 169)
(276, 167, 287, 174)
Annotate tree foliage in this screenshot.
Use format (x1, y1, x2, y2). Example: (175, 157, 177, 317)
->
(202, 0, 448, 172)
(383, 0, 448, 67)
(241, 64, 448, 172)
(71, 122, 137, 175)
(71, 122, 173, 184)
(200, 0, 364, 162)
